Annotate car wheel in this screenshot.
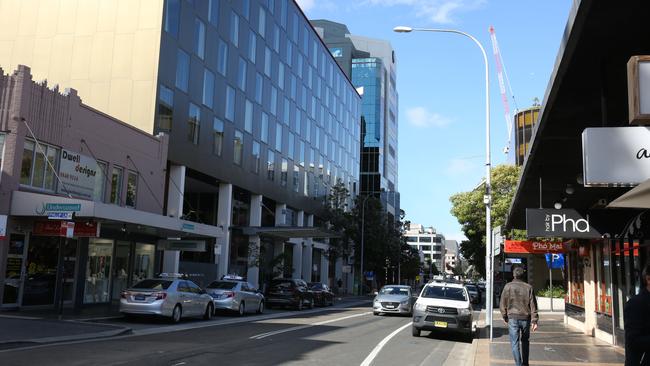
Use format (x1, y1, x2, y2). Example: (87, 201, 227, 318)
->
(257, 301, 264, 314)
(238, 302, 245, 316)
(171, 304, 182, 323)
(203, 303, 214, 320)
(373, 311, 379, 316)
(412, 326, 421, 337)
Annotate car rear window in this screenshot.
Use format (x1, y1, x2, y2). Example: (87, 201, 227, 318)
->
(309, 283, 323, 290)
(270, 280, 293, 289)
(132, 279, 172, 290)
(422, 286, 467, 301)
(207, 281, 237, 289)
(379, 287, 409, 295)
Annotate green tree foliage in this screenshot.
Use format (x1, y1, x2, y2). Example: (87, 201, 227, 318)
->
(449, 164, 521, 277)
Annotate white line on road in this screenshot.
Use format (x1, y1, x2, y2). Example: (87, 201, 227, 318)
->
(360, 321, 412, 366)
(249, 312, 372, 340)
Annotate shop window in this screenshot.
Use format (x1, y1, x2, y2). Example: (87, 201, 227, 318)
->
(133, 243, 155, 284)
(125, 171, 138, 208)
(94, 161, 107, 202)
(20, 139, 59, 191)
(110, 166, 123, 205)
(158, 85, 174, 131)
(568, 251, 585, 307)
(84, 239, 114, 304)
(595, 242, 612, 315)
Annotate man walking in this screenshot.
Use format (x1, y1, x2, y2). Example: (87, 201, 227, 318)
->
(624, 263, 650, 366)
(500, 267, 539, 366)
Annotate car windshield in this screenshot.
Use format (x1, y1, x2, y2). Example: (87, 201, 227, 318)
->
(466, 285, 477, 291)
(132, 279, 172, 290)
(270, 280, 293, 289)
(379, 287, 409, 296)
(422, 286, 467, 301)
(308, 283, 323, 290)
(207, 281, 237, 289)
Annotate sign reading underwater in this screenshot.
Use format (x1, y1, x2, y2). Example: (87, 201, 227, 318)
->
(526, 208, 602, 239)
(57, 149, 100, 200)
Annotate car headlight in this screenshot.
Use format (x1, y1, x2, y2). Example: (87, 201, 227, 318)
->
(415, 302, 426, 311)
(400, 299, 409, 305)
(458, 308, 471, 316)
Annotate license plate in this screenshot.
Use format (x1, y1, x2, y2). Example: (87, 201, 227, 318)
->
(385, 305, 395, 308)
(134, 295, 145, 301)
(434, 321, 448, 328)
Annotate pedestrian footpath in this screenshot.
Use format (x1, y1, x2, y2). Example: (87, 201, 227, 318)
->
(475, 311, 625, 366)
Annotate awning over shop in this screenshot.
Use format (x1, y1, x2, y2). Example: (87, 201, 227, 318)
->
(240, 226, 341, 239)
(10, 190, 223, 239)
(608, 178, 650, 208)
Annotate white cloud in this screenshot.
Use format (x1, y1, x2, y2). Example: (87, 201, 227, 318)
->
(296, 0, 316, 12)
(361, 0, 485, 24)
(406, 106, 451, 128)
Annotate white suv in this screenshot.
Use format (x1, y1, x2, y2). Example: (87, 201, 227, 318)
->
(411, 281, 475, 341)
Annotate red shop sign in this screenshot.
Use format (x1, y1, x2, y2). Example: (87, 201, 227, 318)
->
(504, 240, 566, 254)
(33, 221, 100, 238)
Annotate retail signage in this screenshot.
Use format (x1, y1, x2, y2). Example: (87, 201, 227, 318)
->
(0, 214, 6, 239)
(48, 212, 73, 220)
(157, 240, 205, 252)
(526, 208, 601, 238)
(582, 127, 650, 186)
(33, 220, 99, 237)
(504, 240, 566, 254)
(57, 148, 100, 200)
(545, 253, 565, 269)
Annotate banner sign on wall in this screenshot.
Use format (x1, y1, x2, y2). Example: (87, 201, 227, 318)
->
(526, 208, 602, 239)
(505, 240, 566, 254)
(33, 220, 100, 238)
(57, 149, 100, 200)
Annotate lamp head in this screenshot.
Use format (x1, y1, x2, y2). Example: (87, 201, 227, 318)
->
(393, 26, 413, 33)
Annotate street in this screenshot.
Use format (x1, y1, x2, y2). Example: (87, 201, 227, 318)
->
(0, 301, 479, 366)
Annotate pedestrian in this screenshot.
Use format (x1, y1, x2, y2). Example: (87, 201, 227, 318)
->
(624, 263, 650, 366)
(337, 278, 343, 289)
(499, 267, 538, 366)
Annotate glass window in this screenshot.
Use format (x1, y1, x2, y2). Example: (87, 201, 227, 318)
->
(261, 113, 269, 143)
(175, 49, 189, 92)
(225, 85, 235, 121)
(270, 87, 277, 116)
(295, 108, 301, 135)
(267, 150, 275, 181)
(286, 41, 292, 64)
(188, 103, 200, 144)
(255, 72, 263, 104)
(230, 11, 239, 46)
(158, 84, 174, 131)
(248, 31, 257, 63)
(133, 243, 155, 285)
(84, 239, 113, 304)
(281, 158, 288, 187)
(244, 99, 253, 133)
(275, 124, 282, 151)
(288, 132, 294, 159)
(280, 0, 287, 28)
(208, 0, 219, 25)
(278, 63, 285, 90)
(94, 161, 107, 202)
(264, 47, 271, 77)
(194, 18, 205, 59)
(258, 7, 266, 38)
(164, 0, 180, 37)
(110, 166, 123, 205)
(125, 171, 137, 208)
(213, 118, 224, 156)
(20, 139, 59, 191)
(293, 165, 299, 192)
(419, 236, 432, 243)
(237, 57, 247, 91)
(217, 39, 228, 76)
(242, 0, 250, 20)
(273, 25, 280, 53)
(299, 140, 305, 166)
(251, 141, 260, 174)
(202, 69, 214, 108)
(233, 130, 243, 165)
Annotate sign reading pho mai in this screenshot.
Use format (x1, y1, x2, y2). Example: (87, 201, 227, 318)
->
(504, 240, 566, 254)
(526, 208, 601, 239)
(57, 149, 100, 200)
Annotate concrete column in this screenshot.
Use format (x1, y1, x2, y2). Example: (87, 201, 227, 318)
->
(583, 248, 597, 335)
(163, 164, 185, 273)
(216, 183, 233, 279)
(273, 203, 287, 277)
(291, 211, 304, 279)
(247, 194, 262, 288)
(302, 214, 314, 281)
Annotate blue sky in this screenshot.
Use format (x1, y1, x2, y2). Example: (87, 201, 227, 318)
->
(300, 0, 572, 241)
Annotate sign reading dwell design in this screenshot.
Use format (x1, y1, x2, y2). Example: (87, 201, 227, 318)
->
(582, 127, 650, 186)
(57, 149, 100, 200)
(526, 208, 601, 239)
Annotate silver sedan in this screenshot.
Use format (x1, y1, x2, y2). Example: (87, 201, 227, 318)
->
(206, 280, 265, 316)
(372, 285, 413, 316)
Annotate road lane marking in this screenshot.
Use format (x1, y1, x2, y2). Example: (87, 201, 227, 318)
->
(249, 312, 372, 340)
(360, 321, 412, 366)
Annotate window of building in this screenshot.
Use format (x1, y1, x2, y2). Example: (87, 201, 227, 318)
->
(280, 158, 288, 187)
(264, 47, 271, 77)
(280, 0, 287, 28)
(208, 0, 219, 25)
(258, 7, 266, 38)
(248, 31, 257, 63)
(419, 236, 432, 243)
(288, 132, 294, 160)
(286, 41, 293, 65)
(293, 165, 299, 192)
(267, 150, 275, 181)
(213, 118, 224, 156)
(261, 113, 269, 143)
(94, 161, 107, 202)
(255, 72, 263, 104)
(299, 140, 305, 167)
(295, 108, 301, 135)
(270, 87, 277, 116)
(237, 57, 247, 91)
(125, 171, 138, 208)
(20, 139, 58, 191)
(278, 63, 285, 90)
(194, 18, 205, 59)
(273, 25, 280, 53)
(406, 236, 417, 243)
(420, 245, 431, 251)
(225, 85, 235, 121)
(230, 11, 239, 46)
(283, 98, 290, 125)
(244, 99, 253, 133)
(217, 39, 228, 76)
(275, 124, 282, 151)
(175, 49, 190, 92)
(242, 0, 250, 20)
(164, 0, 180, 37)
(158, 84, 174, 131)
(233, 130, 243, 166)
(251, 141, 260, 174)
(202, 69, 214, 108)
(188, 103, 200, 145)
(110, 166, 123, 205)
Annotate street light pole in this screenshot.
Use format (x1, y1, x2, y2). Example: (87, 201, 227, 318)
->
(359, 194, 371, 295)
(393, 26, 493, 338)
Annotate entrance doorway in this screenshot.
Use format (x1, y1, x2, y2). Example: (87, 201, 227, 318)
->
(2, 234, 27, 306)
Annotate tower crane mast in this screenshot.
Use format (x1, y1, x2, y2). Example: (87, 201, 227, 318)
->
(489, 26, 518, 155)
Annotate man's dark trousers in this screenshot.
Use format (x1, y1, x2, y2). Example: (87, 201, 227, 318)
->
(508, 319, 531, 366)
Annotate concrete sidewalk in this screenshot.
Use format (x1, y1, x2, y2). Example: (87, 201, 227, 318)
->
(476, 311, 625, 365)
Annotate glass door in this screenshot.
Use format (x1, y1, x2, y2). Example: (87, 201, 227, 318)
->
(2, 234, 27, 306)
(111, 241, 131, 301)
(23, 236, 59, 306)
(84, 239, 113, 304)
(61, 239, 78, 304)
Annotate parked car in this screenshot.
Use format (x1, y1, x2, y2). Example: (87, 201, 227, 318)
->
(372, 285, 413, 316)
(119, 276, 214, 323)
(265, 278, 314, 310)
(411, 281, 476, 341)
(206, 277, 265, 316)
(465, 283, 481, 304)
(308, 282, 335, 307)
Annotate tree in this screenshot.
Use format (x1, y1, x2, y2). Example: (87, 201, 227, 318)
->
(449, 164, 521, 277)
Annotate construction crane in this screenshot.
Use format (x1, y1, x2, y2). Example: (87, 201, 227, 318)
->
(488, 26, 518, 155)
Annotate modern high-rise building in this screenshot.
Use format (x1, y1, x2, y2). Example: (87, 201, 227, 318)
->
(513, 105, 540, 166)
(311, 20, 399, 217)
(0, 0, 361, 291)
(404, 224, 446, 274)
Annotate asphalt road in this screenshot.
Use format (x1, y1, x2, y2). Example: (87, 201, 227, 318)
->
(0, 301, 479, 366)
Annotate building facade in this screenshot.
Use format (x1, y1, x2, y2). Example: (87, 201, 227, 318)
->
(0, 0, 361, 291)
(443, 239, 459, 275)
(513, 106, 540, 166)
(404, 224, 446, 275)
(311, 20, 399, 217)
